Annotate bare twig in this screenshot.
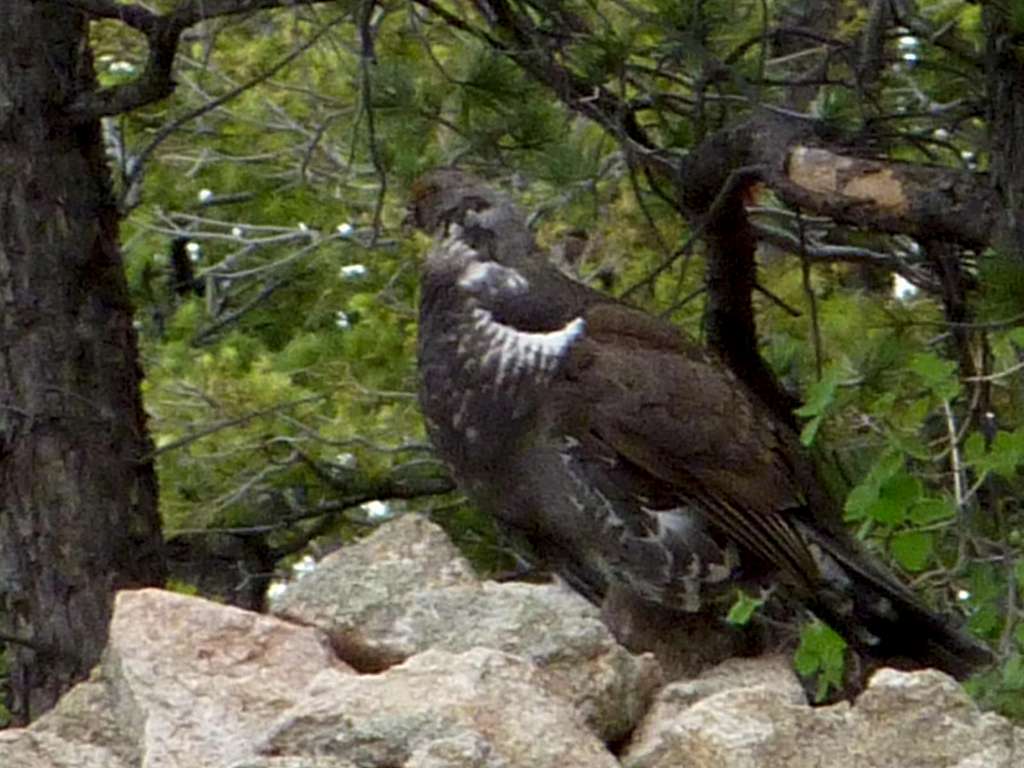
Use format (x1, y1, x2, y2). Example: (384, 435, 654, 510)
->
(39, 0, 338, 120)
(795, 208, 824, 378)
(195, 282, 281, 343)
(754, 282, 802, 318)
(357, 0, 387, 244)
(942, 399, 967, 511)
(964, 357, 1024, 382)
(148, 394, 325, 458)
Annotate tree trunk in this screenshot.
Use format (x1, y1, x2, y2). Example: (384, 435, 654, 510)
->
(0, 4, 166, 724)
(985, 5, 1024, 255)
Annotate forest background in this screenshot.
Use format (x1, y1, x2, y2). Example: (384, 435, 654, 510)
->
(3, 0, 1024, 731)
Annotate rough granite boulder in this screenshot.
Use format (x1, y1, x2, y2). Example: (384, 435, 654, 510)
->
(256, 648, 619, 768)
(271, 514, 480, 672)
(623, 664, 1019, 768)
(0, 513, 1019, 768)
(1, 588, 345, 768)
(272, 513, 662, 743)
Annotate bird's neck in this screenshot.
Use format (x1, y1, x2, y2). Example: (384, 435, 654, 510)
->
(417, 283, 584, 475)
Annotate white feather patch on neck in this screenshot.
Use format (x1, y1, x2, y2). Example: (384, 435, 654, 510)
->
(458, 260, 529, 296)
(471, 307, 585, 388)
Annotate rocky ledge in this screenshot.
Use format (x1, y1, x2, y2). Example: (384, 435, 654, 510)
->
(2, 514, 1020, 767)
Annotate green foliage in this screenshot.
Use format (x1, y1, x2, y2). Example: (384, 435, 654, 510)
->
(889, 530, 933, 573)
(965, 427, 1024, 483)
(794, 364, 843, 446)
(978, 248, 1024, 322)
(908, 352, 960, 402)
(794, 621, 848, 702)
(811, 87, 862, 130)
(166, 579, 201, 597)
(725, 590, 765, 626)
(966, 565, 1024, 721)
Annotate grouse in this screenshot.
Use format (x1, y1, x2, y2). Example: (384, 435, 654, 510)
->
(411, 169, 993, 680)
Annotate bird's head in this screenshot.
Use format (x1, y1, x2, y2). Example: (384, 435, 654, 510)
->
(409, 169, 601, 334)
(407, 169, 541, 280)
(406, 169, 506, 234)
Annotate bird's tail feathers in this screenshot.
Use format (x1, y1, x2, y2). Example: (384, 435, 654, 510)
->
(797, 523, 993, 680)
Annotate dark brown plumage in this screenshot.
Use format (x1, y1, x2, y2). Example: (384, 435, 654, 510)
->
(411, 169, 992, 680)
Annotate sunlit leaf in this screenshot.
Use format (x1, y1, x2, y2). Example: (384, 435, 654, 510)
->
(794, 621, 847, 702)
(908, 352, 960, 401)
(1002, 654, 1024, 690)
(891, 531, 933, 572)
(726, 590, 765, 626)
(909, 497, 956, 525)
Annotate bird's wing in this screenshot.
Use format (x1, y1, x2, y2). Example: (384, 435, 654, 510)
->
(555, 301, 822, 589)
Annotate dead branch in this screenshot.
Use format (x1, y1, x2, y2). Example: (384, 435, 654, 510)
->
(39, 0, 335, 120)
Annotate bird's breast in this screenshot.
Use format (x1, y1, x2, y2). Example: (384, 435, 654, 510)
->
(417, 299, 585, 470)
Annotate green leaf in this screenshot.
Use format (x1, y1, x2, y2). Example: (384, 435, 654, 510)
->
(883, 472, 923, 505)
(795, 367, 842, 447)
(795, 367, 841, 418)
(867, 495, 906, 526)
(873, 450, 906, 484)
(889, 433, 930, 461)
(869, 391, 896, 416)
(969, 562, 1005, 602)
(968, 604, 1001, 637)
(166, 579, 200, 596)
(868, 472, 922, 526)
(843, 450, 906, 522)
(990, 428, 1024, 479)
(909, 497, 956, 525)
(891, 531, 933, 572)
(843, 481, 878, 522)
(794, 621, 847, 702)
(908, 352, 960, 400)
(969, 427, 1024, 480)
(849, 469, 921, 527)
(726, 590, 765, 626)
(963, 431, 987, 464)
(1005, 327, 1024, 348)
(799, 415, 824, 447)
(1002, 654, 1024, 690)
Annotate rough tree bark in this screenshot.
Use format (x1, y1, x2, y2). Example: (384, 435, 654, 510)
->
(984, 4, 1024, 256)
(0, 5, 166, 724)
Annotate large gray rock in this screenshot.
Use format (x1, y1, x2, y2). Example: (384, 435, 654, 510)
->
(622, 663, 1020, 768)
(13, 670, 137, 768)
(255, 648, 620, 768)
(271, 514, 479, 672)
(1, 588, 344, 768)
(102, 588, 347, 768)
(272, 514, 661, 742)
(0, 729, 126, 768)
(651, 655, 807, 710)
